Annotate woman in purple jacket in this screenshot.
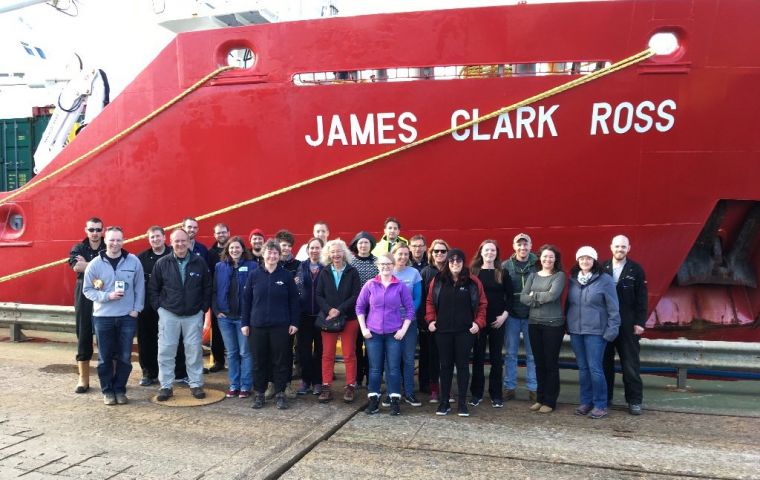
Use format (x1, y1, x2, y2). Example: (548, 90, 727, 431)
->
(356, 253, 415, 416)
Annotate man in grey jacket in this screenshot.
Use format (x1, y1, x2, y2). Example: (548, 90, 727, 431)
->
(83, 226, 145, 406)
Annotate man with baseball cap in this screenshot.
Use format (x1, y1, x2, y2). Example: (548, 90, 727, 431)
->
(501, 233, 538, 402)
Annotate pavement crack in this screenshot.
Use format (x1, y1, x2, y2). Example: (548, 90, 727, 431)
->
(18, 454, 67, 477)
(0, 433, 43, 451)
(103, 464, 133, 479)
(55, 452, 105, 474)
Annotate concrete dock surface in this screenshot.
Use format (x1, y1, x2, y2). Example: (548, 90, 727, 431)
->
(1, 331, 758, 479)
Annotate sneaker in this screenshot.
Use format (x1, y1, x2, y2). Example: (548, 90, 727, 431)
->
(529, 390, 537, 403)
(156, 388, 173, 402)
(115, 393, 128, 405)
(504, 389, 516, 401)
(381, 394, 391, 407)
(318, 384, 332, 403)
(312, 384, 322, 396)
(492, 399, 503, 408)
(139, 376, 155, 387)
(276, 392, 289, 410)
(251, 392, 264, 409)
(343, 384, 355, 403)
(175, 377, 189, 385)
(239, 390, 251, 399)
(226, 389, 240, 398)
(469, 397, 481, 407)
(103, 393, 117, 406)
(538, 405, 554, 414)
(458, 402, 470, 417)
(435, 402, 451, 416)
(589, 407, 608, 419)
(575, 404, 593, 416)
(429, 389, 439, 404)
(628, 404, 642, 416)
(208, 363, 225, 373)
(264, 382, 276, 400)
(297, 381, 311, 396)
(529, 402, 542, 411)
(403, 394, 422, 407)
(190, 387, 206, 399)
(390, 396, 401, 416)
(366, 395, 380, 414)
(285, 383, 298, 399)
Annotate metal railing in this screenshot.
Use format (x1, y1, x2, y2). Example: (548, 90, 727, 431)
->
(2, 303, 759, 389)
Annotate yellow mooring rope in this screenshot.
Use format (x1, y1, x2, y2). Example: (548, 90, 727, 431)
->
(0, 49, 655, 285)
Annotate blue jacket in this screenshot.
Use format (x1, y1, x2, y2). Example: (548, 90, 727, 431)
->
(297, 260, 324, 316)
(566, 272, 620, 341)
(213, 260, 258, 319)
(241, 265, 300, 328)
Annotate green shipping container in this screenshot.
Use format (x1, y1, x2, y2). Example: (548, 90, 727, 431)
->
(1, 115, 51, 192)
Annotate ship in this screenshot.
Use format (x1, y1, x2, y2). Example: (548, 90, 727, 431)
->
(1, 0, 759, 342)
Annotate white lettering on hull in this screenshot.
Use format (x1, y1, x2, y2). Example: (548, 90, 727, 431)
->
(590, 99, 676, 135)
(305, 112, 419, 147)
(450, 105, 560, 141)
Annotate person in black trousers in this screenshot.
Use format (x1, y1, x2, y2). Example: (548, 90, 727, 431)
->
(425, 248, 487, 418)
(241, 240, 300, 410)
(602, 235, 648, 415)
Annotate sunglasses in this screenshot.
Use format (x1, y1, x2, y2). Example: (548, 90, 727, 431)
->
(87, 227, 103, 233)
(448, 257, 463, 263)
(433, 249, 448, 254)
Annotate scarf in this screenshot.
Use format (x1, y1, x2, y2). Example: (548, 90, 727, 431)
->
(578, 271, 593, 286)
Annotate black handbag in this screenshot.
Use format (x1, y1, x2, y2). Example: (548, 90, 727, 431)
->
(315, 311, 347, 332)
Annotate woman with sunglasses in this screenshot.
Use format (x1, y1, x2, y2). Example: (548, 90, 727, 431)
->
(212, 236, 258, 399)
(520, 244, 566, 414)
(425, 249, 487, 417)
(419, 239, 451, 402)
(469, 240, 513, 408)
(356, 253, 415, 415)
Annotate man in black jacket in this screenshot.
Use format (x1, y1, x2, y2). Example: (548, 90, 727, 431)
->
(148, 229, 212, 401)
(602, 234, 648, 415)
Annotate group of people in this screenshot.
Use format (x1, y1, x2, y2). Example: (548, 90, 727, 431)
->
(70, 216, 648, 419)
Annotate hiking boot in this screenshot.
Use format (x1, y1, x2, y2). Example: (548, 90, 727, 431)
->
(251, 392, 264, 409)
(458, 402, 470, 417)
(390, 396, 401, 416)
(156, 388, 173, 402)
(366, 395, 380, 414)
(589, 407, 608, 419)
(264, 382, 275, 400)
(115, 393, 128, 405)
(226, 389, 240, 398)
(469, 397, 481, 407)
(343, 384, 356, 403)
(435, 401, 451, 416)
(103, 393, 116, 406)
(276, 392, 289, 410)
(190, 387, 206, 399)
(628, 404, 642, 416)
(575, 404, 593, 416)
(285, 383, 297, 399)
(529, 390, 537, 403)
(318, 384, 332, 403)
(504, 389, 516, 401)
(404, 393, 422, 407)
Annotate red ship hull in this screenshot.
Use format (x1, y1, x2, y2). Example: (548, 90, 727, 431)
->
(1, 0, 759, 341)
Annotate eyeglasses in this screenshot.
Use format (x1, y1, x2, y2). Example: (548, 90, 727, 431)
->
(87, 227, 103, 233)
(378, 263, 393, 267)
(448, 257, 463, 263)
(433, 249, 447, 254)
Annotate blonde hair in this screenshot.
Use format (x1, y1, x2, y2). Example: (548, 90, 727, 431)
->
(391, 242, 411, 266)
(320, 238, 355, 265)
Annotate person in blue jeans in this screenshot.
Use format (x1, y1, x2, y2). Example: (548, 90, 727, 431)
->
(566, 246, 620, 419)
(83, 226, 145, 406)
(501, 233, 538, 401)
(213, 236, 258, 399)
(390, 242, 423, 407)
(356, 253, 414, 416)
